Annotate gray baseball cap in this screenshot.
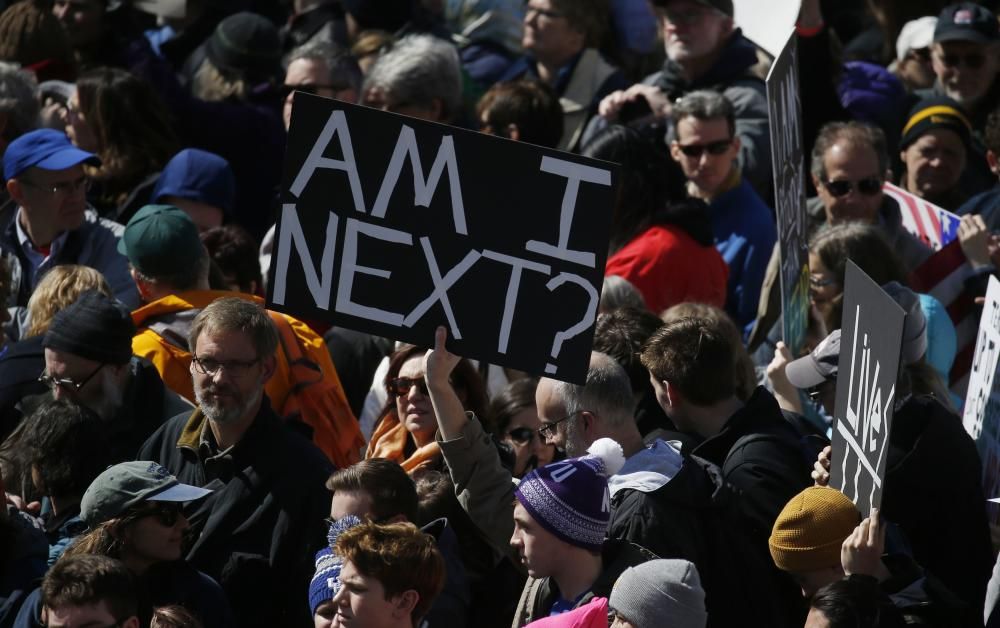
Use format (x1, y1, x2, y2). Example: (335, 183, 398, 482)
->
(81, 461, 212, 527)
(786, 330, 841, 390)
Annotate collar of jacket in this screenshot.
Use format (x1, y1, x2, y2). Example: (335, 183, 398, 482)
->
(655, 28, 759, 97)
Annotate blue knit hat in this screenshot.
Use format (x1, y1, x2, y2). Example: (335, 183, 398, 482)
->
(514, 438, 625, 551)
(309, 515, 363, 615)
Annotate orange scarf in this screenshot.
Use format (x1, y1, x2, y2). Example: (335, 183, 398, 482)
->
(366, 411, 441, 473)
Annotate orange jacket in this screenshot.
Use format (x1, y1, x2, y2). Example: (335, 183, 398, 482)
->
(132, 290, 363, 467)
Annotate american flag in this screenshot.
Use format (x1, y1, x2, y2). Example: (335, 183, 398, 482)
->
(890, 184, 979, 399)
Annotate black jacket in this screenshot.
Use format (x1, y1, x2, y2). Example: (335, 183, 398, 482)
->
(691, 387, 814, 544)
(609, 443, 797, 628)
(138, 401, 334, 628)
(883, 394, 993, 613)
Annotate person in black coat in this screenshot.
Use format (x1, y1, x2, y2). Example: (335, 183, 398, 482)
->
(137, 297, 333, 628)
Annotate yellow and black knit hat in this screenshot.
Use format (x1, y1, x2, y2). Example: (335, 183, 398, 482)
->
(768, 486, 862, 573)
(900, 95, 972, 150)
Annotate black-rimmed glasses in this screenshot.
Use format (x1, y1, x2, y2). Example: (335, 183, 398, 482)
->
(38, 363, 105, 394)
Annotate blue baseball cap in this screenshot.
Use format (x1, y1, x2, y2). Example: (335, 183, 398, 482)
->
(3, 128, 100, 181)
(152, 149, 236, 214)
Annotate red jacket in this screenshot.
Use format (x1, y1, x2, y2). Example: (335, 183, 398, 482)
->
(605, 225, 728, 314)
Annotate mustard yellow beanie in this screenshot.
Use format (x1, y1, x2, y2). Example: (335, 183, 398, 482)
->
(768, 486, 861, 572)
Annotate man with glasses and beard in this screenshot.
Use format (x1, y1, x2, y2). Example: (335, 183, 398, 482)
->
(669, 90, 775, 333)
(807, 121, 932, 272)
(138, 297, 333, 628)
(25, 290, 190, 464)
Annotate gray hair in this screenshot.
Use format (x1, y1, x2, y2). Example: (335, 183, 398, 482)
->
(287, 41, 363, 95)
(0, 62, 38, 142)
(670, 89, 735, 140)
(363, 34, 463, 121)
(554, 352, 636, 429)
(810, 121, 890, 182)
(600, 275, 645, 313)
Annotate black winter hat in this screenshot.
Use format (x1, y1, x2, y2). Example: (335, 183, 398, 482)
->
(205, 12, 282, 82)
(43, 290, 135, 365)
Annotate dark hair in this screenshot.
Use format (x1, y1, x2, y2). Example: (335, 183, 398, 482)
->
(810, 577, 906, 628)
(551, 0, 610, 47)
(476, 79, 563, 148)
(335, 522, 446, 624)
(75, 67, 179, 207)
(150, 605, 204, 628)
(641, 317, 736, 405)
(661, 302, 756, 401)
(487, 378, 538, 435)
(21, 398, 109, 500)
(809, 223, 908, 332)
(42, 555, 138, 622)
(811, 121, 889, 183)
(582, 124, 712, 254)
(382, 344, 488, 421)
(593, 307, 664, 395)
(326, 458, 419, 523)
(201, 225, 262, 295)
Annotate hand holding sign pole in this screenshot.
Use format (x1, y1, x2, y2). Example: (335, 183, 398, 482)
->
(830, 262, 906, 517)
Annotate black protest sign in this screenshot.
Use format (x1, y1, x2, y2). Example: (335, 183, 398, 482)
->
(267, 94, 617, 384)
(766, 31, 810, 355)
(831, 262, 905, 517)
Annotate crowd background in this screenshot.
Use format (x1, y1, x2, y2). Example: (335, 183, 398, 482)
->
(2, 0, 1000, 627)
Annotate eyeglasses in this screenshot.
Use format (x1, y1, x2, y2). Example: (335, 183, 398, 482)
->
(127, 502, 183, 527)
(390, 376, 428, 397)
(820, 176, 882, 197)
(809, 275, 837, 291)
(525, 4, 563, 21)
(279, 83, 351, 100)
(676, 139, 734, 157)
(507, 427, 539, 445)
(937, 51, 987, 69)
(20, 175, 90, 197)
(537, 410, 583, 440)
(38, 363, 105, 394)
(191, 356, 260, 378)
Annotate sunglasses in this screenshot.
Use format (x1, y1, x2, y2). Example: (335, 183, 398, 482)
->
(279, 83, 349, 100)
(821, 176, 882, 198)
(938, 52, 986, 69)
(390, 376, 429, 397)
(676, 139, 733, 157)
(129, 502, 183, 527)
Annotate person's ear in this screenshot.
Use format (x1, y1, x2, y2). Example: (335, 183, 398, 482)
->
(6, 178, 24, 204)
(392, 590, 420, 619)
(260, 354, 277, 383)
(669, 141, 683, 163)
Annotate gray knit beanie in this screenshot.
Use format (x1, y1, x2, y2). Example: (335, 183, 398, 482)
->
(609, 559, 708, 628)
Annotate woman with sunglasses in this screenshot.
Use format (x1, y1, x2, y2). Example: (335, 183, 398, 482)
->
(487, 379, 555, 478)
(366, 344, 488, 472)
(13, 462, 234, 628)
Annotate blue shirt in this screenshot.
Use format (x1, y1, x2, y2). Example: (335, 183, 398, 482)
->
(710, 178, 777, 334)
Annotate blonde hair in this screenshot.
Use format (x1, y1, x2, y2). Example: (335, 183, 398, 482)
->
(26, 265, 112, 338)
(192, 59, 248, 102)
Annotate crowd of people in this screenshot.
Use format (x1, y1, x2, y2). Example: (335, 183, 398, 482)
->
(2, 0, 1000, 626)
